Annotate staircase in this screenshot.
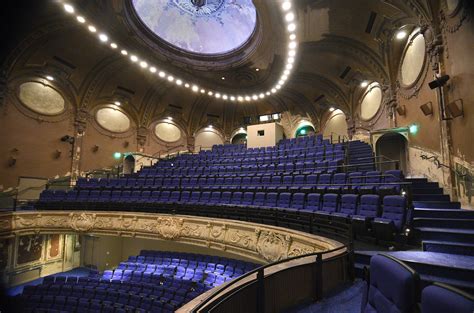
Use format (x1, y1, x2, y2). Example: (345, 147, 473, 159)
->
(408, 178, 474, 256)
(346, 141, 375, 172)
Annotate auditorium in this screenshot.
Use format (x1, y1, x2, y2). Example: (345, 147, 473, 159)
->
(0, 0, 473, 312)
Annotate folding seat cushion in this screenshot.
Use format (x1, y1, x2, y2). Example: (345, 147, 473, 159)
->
(373, 196, 407, 242)
(361, 254, 419, 313)
(179, 191, 191, 203)
(282, 175, 293, 187)
(421, 282, 474, 313)
(291, 193, 305, 210)
(271, 175, 281, 186)
(315, 161, 328, 174)
(294, 175, 305, 186)
(302, 193, 320, 212)
(352, 195, 381, 236)
(332, 194, 358, 219)
(319, 193, 339, 216)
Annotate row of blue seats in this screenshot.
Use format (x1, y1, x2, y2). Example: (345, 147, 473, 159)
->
(363, 254, 474, 313)
(75, 170, 402, 191)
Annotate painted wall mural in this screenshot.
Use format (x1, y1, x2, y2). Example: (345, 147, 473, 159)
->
(132, 0, 257, 54)
(17, 235, 43, 265)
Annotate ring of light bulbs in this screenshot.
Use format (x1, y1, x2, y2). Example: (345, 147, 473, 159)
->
(60, 1, 298, 103)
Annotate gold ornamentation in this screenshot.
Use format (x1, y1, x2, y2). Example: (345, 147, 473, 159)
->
(69, 213, 96, 232)
(256, 231, 291, 262)
(156, 217, 184, 239)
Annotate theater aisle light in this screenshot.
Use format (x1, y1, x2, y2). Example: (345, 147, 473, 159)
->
(58, 1, 299, 102)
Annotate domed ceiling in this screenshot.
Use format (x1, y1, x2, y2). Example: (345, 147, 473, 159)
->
(131, 0, 257, 55)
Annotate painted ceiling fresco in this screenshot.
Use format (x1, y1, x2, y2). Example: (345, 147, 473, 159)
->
(132, 0, 257, 54)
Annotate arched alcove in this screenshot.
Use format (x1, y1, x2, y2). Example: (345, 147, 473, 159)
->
(194, 127, 224, 152)
(323, 110, 348, 143)
(123, 154, 136, 175)
(376, 132, 408, 173)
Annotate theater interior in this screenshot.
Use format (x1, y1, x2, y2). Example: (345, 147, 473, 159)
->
(0, 0, 473, 312)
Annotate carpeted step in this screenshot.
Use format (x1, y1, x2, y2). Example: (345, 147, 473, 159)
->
(413, 201, 461, 209)
(409, 182, 440, 189)
(413, 217, 474, 229)
(405, 178, 429, 183)
(412, 194, 451, 202)
(422, 240, 474, 256)
(412, 187, 443, 195)
(413, 208, 474, 219)
(416, 227, 474, 244)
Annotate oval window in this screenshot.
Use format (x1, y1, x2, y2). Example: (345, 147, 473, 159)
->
(19, 82, 65, 115)
(95, 108, 131, 133)
(360, 83, 382, 120)
(400, 31, 426, 86)
(154, 122, 182, 142)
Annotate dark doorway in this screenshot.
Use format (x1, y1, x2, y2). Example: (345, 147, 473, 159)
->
(376, 132, 408, 173)
(123, 155, 135, 175)
(231, 133, 247, 145)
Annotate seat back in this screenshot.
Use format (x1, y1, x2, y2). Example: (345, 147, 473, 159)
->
(321, 193, 339, 213)
(421, 282, 474, 313)
(291, 193, 305, 210)
(305, 193, 321, 211)
(362, 254, 419, 313)
(381, 196, 407, 230)
(340, 194, 358, 215)
(277, 193, 291, 208)
(358, 195, 381, 217)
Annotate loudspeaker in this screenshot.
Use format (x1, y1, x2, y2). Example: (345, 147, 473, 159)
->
(428, 75, 450, 89)
(420, 102, 433, 116)
(447, 99, 464, 118)
(396, 105, 406, 116)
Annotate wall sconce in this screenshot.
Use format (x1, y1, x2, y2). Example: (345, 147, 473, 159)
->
(92, 145, 99, 153)
(123, 141, 129, 148)
(60, 135, 75, 144)
(396, 105, 406, 116)
(420, 102, 433, 116)
(54, 150, 62, 159)
(447, 99, 464, 118)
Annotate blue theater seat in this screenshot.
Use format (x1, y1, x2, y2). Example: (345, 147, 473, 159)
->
(291, 193, 305, 210)
(379, 170, 404, 195)
(359, 171, 381, 194)
(332, 194, 358, 220)
(264, 192, 278, 207)
(421, 282, 474, 313)
(319, 193, 339, 217)
(303, 193, 321, 212)
(277, 193, 291, 209)
(352, 194, 381, 237)
(373, 195, 407, 242)
(361, 254, 419, 313)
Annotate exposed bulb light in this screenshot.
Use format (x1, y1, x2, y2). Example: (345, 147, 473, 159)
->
(158, 71, 166, 78)
(282, 1, 291, 11)
(45, 75, 54, 81)
(223, 95, 228, 100)
(149, 67, 157, 73)
(245, 96, 251, 101)
(200, 89, 205, 93)
(329, 107, 335, 112)
(192, 85, 199, 92)
(208, 91, 213, 96)
(167, 75, 174, 82)
(76, 16, 85, 23)
(286, 64, 293, 70)
(185, 83, 190, 88)
(114, 101, 121, 106)
(230, 96, 236, 101)
(396, 30, 407, 40)
(288, 50, 296, 57)
(289, 33, 296, 40)
(237, 96, 244, 102)
(130, 55, 138, 62)
(176, 79, 182, 86)
(64, 4, 74, 13)
(215, 93, 221, 98)
(287, 23, 296, 32)
(121, 50, 128, 55)
(287, 57, 295, 64)
(255, 68, 260, 72)
(140, 61, 148, 68)
(88, 25, 97, 33)
(266, 92, 271, 96)
(271, 88, 277, 93)
(360, 81, 369, 88)
(110, 43, 117, 49)
(252, 95, 258, 100)
(221, 76, 225, 80)
(289, 41, 297, 49)
(259, 93, 265, 99)
(98, 34, 108, 42)
(285, 12, 295, 22)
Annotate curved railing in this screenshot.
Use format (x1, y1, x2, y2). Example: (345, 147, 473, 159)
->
(180, 245, 351, 313)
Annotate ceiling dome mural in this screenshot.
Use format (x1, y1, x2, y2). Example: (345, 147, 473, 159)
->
(131, 0, 257, 55)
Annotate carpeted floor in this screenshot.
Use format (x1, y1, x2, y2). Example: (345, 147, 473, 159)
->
(6, 267, 92, 296)
(288, 280, 365, 313)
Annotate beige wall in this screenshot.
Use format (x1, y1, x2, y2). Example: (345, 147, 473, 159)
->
(322, 110, 348, 141)
(194, 130, 224, 152)
(247, 122, 284, 148)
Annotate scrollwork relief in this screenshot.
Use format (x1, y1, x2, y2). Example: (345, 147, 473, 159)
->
(256, 231, 292, 262)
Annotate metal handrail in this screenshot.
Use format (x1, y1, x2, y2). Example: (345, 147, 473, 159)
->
(190, 244, 350, 312)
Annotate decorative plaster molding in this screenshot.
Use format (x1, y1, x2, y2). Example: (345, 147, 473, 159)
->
(0, 211, 343, 264)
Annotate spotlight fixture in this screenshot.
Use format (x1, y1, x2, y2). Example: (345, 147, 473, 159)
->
(428, 75, 450, 89)
(45, 75, 54, 81)
(221, 77, 225, 80)
(329, 107, 335, 112)
(114, 101, 121, 106)
(360, 81, 369, 88)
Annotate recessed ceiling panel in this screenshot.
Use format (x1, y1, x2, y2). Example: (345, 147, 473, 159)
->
(132, 0, 257, 55)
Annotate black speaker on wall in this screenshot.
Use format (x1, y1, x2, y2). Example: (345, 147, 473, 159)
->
(428, 75, 450, 89)
(447, 99, 464, 118)
(420, 102, 433, 116)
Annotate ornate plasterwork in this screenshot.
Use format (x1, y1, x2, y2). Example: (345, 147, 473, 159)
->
(0, 211, 343, 264)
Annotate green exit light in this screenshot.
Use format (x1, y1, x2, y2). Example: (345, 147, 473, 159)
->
(409, 124, 419, 134)
(113, 152, 122, 159)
